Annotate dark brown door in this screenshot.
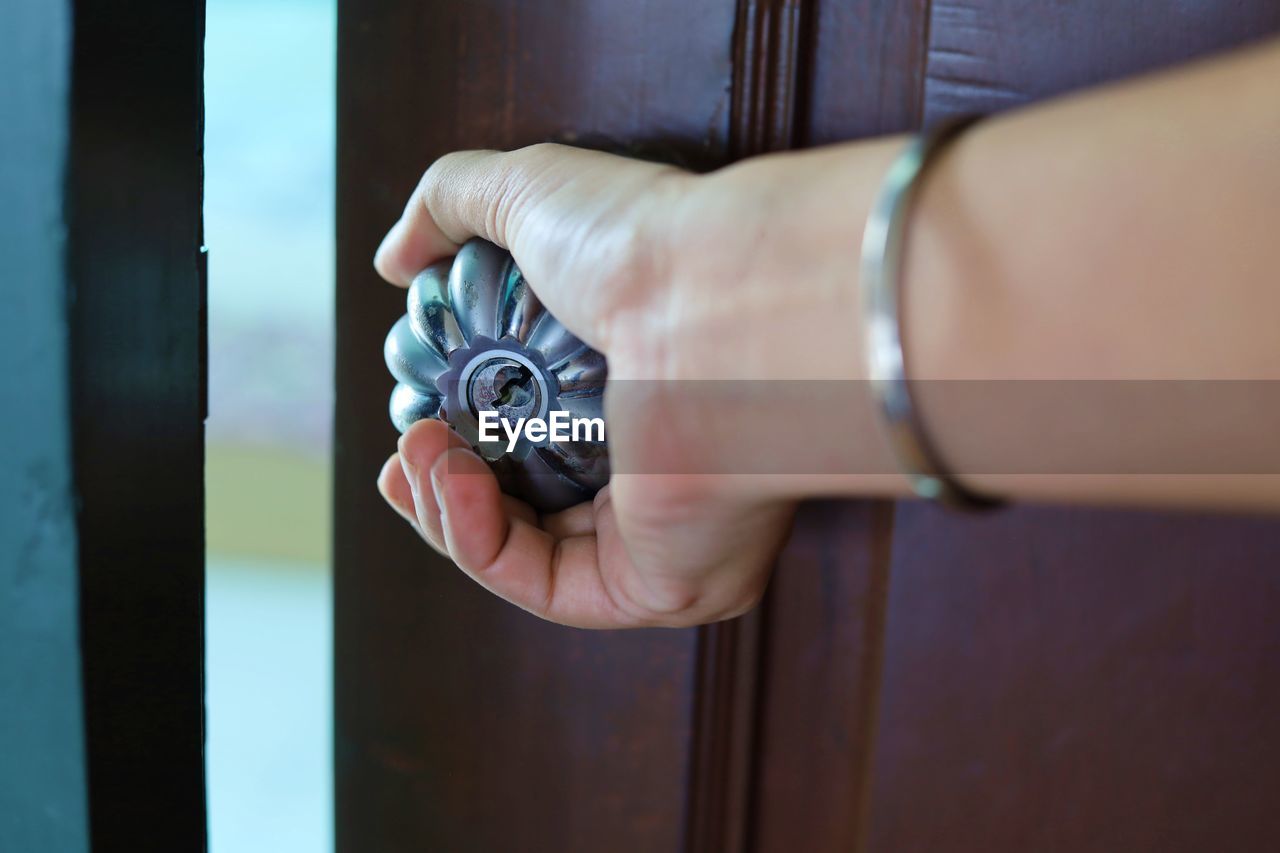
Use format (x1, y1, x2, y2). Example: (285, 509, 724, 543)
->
(335, 3, 1280, 851)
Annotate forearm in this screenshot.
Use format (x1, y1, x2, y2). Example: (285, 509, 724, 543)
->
(795, 38, 1280, 510)
(371, 37, 1280, 628)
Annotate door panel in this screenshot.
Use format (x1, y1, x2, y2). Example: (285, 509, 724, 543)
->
(864, 4, 1280, 850)
(920, 0, 1280, 124)
(868, 506, 1280, 853)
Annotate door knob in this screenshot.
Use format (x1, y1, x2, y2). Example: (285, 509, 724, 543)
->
(383, 238, 609, 512)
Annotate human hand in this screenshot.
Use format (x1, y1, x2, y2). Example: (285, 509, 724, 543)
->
(374, 140, 906, 628)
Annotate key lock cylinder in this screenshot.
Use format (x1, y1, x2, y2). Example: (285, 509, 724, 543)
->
(383, 238, 609, 512)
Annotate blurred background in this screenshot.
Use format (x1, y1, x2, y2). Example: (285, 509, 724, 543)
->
(204, 0, 335, 850)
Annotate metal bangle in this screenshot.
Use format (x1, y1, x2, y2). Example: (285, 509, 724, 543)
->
(859, 116, 1005, 510)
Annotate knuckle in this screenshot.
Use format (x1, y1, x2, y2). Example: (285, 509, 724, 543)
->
(498, 143, 559, 192)
(718, 586, 766, 621)
(476, 146, 558, 245)
(637, 583, 764, 628)
(418, 150, 469, 195)
(513, 140, 561, 161)
(414, 153, 464, 219)
(488, 165, 533, 245)
(630, 583, 705, 626)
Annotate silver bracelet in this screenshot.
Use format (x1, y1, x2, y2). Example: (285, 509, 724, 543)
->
(859, 116, 1004, 510)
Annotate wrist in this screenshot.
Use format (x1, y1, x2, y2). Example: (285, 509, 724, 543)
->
(611, 138, 923, 503)
(703, 138, 919, 501)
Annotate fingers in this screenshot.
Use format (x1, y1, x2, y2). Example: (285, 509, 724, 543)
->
(383, 426, 665, 626)
(374, 143, 687, 346)
(377, 453, 423, 536)
(540, 498, 597, 539)
(427, 448, 650, 628)
(388, 419, 471, 552)
(383, 424, 777, 627)
(379, 420, 634, 626)
(373, 149, 505, 287)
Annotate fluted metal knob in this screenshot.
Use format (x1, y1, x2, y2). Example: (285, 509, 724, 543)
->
(384, 238, 608, 512)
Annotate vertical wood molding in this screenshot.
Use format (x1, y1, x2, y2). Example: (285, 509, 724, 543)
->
(748, 502, 897, 853)
(728, 0, 812, 157)
(684, 4, 813, 852)
(848, 508, 895, 853)
(684, 607, 765, 853)
(689, 2, 928, 849)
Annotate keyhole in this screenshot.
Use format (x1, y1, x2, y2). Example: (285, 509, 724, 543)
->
(493, 366, 534, 410)
(467, 357, 542, 422)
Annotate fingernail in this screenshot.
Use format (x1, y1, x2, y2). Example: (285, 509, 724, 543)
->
(430, 467, 448, 530)
(374, 219, 405, 275)
(429, 465, 446, 505)
(378, 458, 415, 520)
(399, 446, 421, 503)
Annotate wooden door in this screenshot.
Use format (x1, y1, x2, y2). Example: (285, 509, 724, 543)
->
(335, 3, 1280, 851)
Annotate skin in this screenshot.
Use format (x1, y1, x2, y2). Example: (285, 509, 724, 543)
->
(374, 37, 1280, 629)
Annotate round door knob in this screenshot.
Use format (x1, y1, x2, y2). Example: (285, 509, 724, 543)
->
(383, 238, 609, 512)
